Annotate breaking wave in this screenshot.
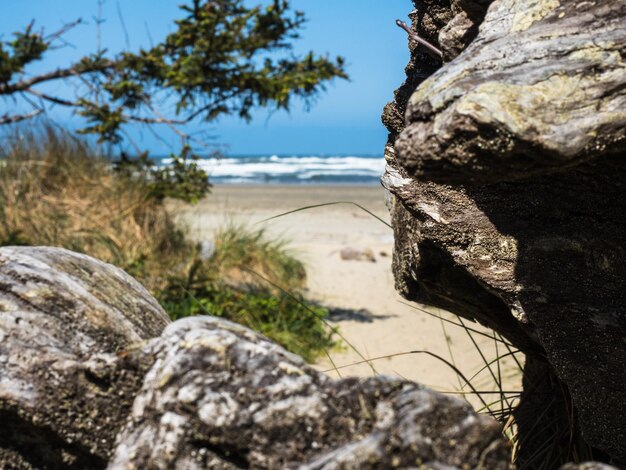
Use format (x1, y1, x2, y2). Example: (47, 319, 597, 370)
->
(159, 154, 385, 184)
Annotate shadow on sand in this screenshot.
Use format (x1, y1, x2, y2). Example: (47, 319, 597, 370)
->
(327, 307, 395, 323)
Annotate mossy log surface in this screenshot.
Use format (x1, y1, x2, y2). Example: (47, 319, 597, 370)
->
(383, 0, 626, 464)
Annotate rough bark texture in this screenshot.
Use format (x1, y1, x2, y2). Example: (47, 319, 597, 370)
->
(0, 247, 513, 469)
(383, 0, 626, 466)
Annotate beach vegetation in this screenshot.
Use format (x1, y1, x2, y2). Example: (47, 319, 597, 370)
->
(0, 0, 348, 201)
(209, 223, 307, 292)
(0, 126, 336, 361)
(0, 0, 346, 360)
(160, 279, 333, 363)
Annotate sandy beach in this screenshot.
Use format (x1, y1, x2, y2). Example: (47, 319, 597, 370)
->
(175, 184, 522, 404)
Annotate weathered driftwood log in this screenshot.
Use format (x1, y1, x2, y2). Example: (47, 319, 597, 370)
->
(0, 247, 512, 469)
(383, 0, 626, 465)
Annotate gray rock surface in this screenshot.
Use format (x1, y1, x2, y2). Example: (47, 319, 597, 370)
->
(339, 246, 376, 262)
(109, 316, 511, 469)
(0, 246, 170, 468)
(560, 464, 620, 470)
(0, 246, 512, 469)
(383, 0, 626, 465)
(396, 0, 626, 185)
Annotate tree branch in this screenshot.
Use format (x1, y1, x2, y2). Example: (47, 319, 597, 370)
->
(0, 109, 43, 124)
(44, 18, 83, 45)
(24, 87, 209, 127)
(25, 88, 78, 107)
(0, 60, 115, 95)
(124, 114, 187, 125)
(396, 20, 443, 59)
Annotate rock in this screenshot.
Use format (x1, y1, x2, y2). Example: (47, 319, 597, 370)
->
(0, 247, 512, 469)
(0, 246, 170, 468)
(383, 0, 626, 465)
(560, 464, 620, 470)
(109, 316, 511, 469)
(198, 239, 215, 260)
(395, 0, 626, 186)
(339, 247, 376, 262)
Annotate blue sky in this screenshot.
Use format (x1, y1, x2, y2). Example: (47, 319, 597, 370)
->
(1, 1, 413, 155)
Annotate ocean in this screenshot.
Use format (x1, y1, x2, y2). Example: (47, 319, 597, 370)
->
(160, 155, 386, 185)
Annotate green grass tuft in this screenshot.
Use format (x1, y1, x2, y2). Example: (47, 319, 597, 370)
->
(160, 284, 334, 363)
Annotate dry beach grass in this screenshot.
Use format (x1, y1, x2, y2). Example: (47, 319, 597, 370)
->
(0, 127, 190, 292)
(0, 128, 334, 361)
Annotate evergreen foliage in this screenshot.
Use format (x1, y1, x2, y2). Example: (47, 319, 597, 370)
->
(0, 0, 348, 200)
